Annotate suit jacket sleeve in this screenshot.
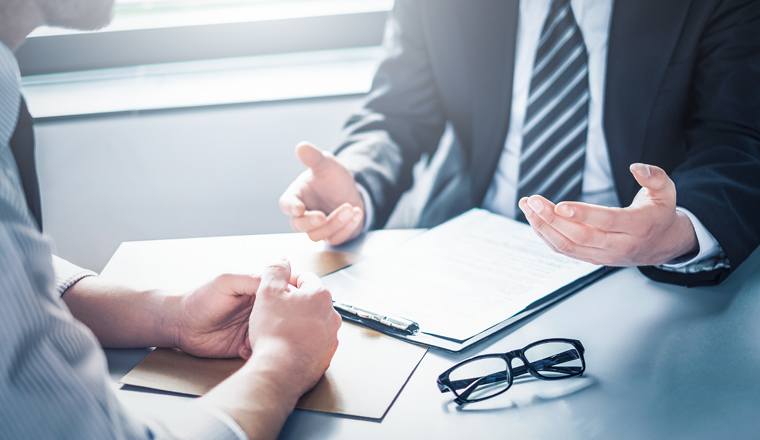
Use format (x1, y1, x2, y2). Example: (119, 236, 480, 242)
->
(335, 0, 447, 229)
(639, 0, 760, 286)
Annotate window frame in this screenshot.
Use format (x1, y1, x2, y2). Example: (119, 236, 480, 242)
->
(17, 7, 389, 76)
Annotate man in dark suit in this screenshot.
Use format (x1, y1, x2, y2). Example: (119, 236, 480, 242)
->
(281, 0, 760, 286)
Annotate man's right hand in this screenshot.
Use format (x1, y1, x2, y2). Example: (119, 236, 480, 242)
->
(280, 142, 365, 245)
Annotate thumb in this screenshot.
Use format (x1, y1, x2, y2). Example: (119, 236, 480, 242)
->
(295, 142, 334, 174)
(629, 163, 672, 194)
(259, 258, 292, 297)
(214, 273, 261, 298)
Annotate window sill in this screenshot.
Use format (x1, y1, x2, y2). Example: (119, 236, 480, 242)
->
(23, 46, 382, 121)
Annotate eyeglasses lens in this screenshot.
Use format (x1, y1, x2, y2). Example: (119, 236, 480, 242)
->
(449, 356, 510, 400)
(523, 341, 583, 378)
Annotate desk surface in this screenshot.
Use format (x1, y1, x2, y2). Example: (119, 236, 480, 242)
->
(101, 230, 760, 440)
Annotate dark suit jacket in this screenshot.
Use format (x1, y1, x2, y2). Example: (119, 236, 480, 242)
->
(335, 0, 760, 286)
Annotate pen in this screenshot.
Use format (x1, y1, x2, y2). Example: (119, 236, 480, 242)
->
(333, 301, 420, 335)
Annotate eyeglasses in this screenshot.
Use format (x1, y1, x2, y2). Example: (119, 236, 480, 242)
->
(437, 338, 586, 405)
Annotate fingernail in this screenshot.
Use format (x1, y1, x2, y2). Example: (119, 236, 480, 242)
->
(557, 204, 574, 217)
(339, 209, 352, 222)
(527, 197, 544, 214)
(310, 216, 321, 226)
(631, 163, 651, 178)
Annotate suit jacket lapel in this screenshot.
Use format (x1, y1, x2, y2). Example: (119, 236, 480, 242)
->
(604, 0, 691, 204)
(457, 0, 519, 205)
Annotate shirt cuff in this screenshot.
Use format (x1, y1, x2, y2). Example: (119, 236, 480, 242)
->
(52, 255, 97, 296)
(660, 207, 720, 268)
(356, 182, 374, 232)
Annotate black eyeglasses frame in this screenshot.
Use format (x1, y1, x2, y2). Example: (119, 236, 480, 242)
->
(437, 338, 586, 405)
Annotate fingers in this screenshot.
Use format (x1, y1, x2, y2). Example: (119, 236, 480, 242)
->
(520, 198, 561, 251)
(520, 196, 609, 265)
(304, 204, 363, 244)
(289, 210, 327, 232)
(295, 271, 326, 292)
(295, 273, 341, 336)
(279, 184, 307, 217)
(526, 199, 612, 249)
(324, 206, 364, 245)
(555, 201, 629, 233)
(258, 259, 292, 297)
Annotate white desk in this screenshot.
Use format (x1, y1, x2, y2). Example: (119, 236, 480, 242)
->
(101, 230, 760, 440)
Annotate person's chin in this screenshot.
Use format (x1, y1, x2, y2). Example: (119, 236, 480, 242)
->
(45, 0, 115, 32)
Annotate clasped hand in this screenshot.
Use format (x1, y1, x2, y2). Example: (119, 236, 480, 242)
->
(174, 260, 340, 368)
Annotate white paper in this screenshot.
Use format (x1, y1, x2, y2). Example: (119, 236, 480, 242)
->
(324, 209, 601, 341)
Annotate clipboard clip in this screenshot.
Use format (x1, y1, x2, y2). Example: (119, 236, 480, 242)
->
(333, 301, 420, 335)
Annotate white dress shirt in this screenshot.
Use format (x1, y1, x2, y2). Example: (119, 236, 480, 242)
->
(0, 41, 245, 440)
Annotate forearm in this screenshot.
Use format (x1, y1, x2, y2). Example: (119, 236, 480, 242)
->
(62, 276, 180, 349)
(201, 348, 302, 440)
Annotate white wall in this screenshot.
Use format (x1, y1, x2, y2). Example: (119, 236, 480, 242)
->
(36, 96, 365, 272)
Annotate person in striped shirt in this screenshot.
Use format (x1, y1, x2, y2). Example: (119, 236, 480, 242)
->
(0, 1, 341, 439)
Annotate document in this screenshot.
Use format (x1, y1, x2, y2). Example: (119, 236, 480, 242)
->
(324, 208, 609, 348)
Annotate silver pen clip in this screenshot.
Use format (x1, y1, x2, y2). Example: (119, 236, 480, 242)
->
(333, 301, 420, 335)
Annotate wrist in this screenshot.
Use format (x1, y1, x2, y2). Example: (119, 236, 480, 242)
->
(669, 211, 699, 261)
(161, 293, 185, 350)
(143, 291, 184, 349)
(242, 341, 304, 405)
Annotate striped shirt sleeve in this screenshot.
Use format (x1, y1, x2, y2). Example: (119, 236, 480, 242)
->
(52, 254, 97, 296)
(1, 41, 245, 440)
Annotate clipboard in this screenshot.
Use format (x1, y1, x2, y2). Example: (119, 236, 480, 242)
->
(324, 209, 616, 353)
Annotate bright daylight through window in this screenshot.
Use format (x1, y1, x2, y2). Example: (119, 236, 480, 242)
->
(31, 0, 393, 36)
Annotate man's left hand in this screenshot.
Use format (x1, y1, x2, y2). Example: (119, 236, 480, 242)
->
(518, 163, 699, 267)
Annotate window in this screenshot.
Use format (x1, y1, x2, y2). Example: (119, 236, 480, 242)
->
(20, 0, 392, 118)
(19, 0, 392, 75)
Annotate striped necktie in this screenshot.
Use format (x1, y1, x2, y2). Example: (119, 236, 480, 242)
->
(516, 0, 589, 221)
